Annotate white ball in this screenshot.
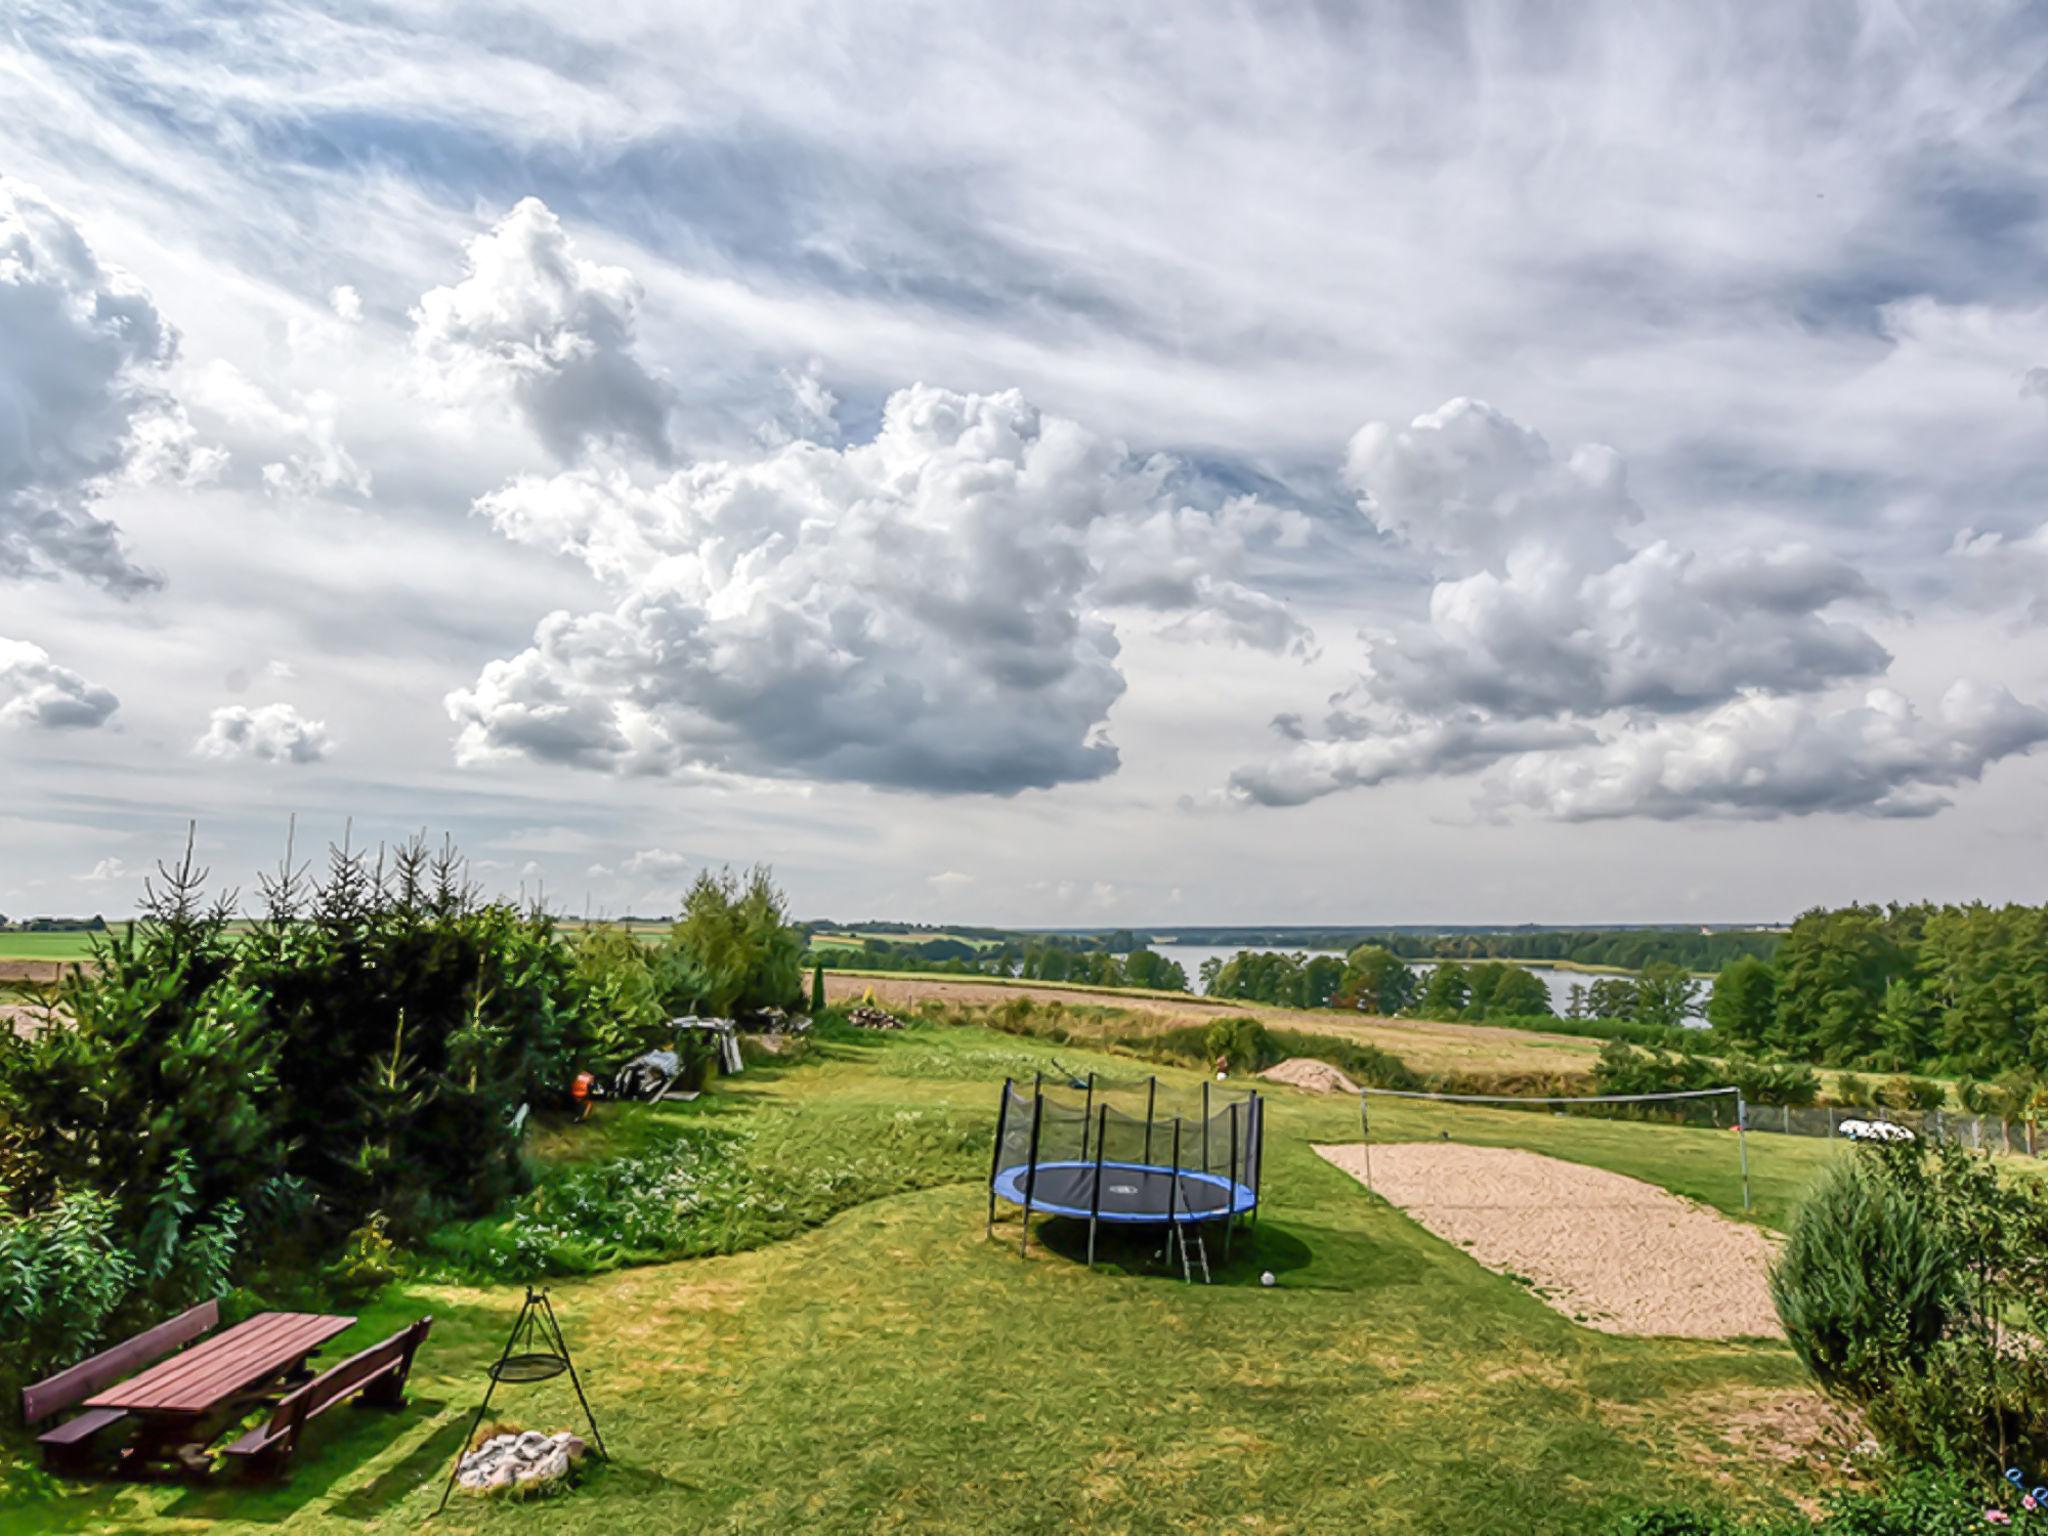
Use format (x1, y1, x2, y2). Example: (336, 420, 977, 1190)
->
(1260, 1270, 1276, 1288)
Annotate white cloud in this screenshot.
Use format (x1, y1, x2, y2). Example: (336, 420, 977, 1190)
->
(328, 284, 363, 324)
(927, 870, 974, 891)
(411, 197, 674, 463)
(451, 379, 1315, 794)
(187, 361, 370, 500)
(1344, 400, 1887, 718)
(80, 857, 129, 882)
(1485, 684, 2048, 822)
(1951, 521, 2048, 625)
(0, 177, 197, 592)
(1230, 712, 1594, 808)
(0, 638, 119, 729)
(194, 702, 333, 764)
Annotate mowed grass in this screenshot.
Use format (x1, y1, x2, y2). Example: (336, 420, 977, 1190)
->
(0, 931, 104, 962)
(0, 1025, 1843, 1534)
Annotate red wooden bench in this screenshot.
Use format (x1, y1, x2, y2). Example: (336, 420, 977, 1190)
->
(221, 1317, 432, 1480)
(21, 1300, 220, 1472)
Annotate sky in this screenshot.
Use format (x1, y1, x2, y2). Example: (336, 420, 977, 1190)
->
(4, 1, 2048, 928)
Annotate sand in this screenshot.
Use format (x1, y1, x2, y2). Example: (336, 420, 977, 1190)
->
(1317, 1142, 1781, 1339)
(1258, 1058, 1362, 1094)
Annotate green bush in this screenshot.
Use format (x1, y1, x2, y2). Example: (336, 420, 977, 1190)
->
(1202, 1016, 1272, 1073)
(1772, 1140, 2048, 1468)
(1607, 1469, 2009, 1534)
(572, 924, 669, 1073)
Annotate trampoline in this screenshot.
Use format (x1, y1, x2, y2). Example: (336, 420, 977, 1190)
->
(987, 1073, 1264, 1280)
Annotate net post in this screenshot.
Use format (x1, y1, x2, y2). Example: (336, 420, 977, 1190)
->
(1168, 1114, 1189, 1281)
(1087, 1103, 1108, 1268)
(1144, 1076, 1157, 1163)
(1019, 1090, 1045, 1257)
(1082, 1071, 1096, 1161)
(1735, 1090, 1751, 1212)
(988, 1077, 1013, 1237)
(1202, 1079, 1212, 1173)
(1361, 1090, 1373, 1194)
(1224, 1099, 1239, 1265)
(1249, 1093, 1264, 1224)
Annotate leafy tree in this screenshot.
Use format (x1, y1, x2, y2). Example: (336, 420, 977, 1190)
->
(1631, 963, 1702, 1029)
(659, 866, 803, 1017)
(1706, 956, 1776, 1047)
(572, 924, 668, 1071)
(1771, 905, 1915, 1063)
(1336, 945, 1417, 1015)
(1413, 962, 1471, 1019)
(1585, 976, 1638, 1020)
(1466, 962, 1552, 1019)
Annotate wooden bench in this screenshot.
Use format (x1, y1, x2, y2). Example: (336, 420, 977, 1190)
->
(221, 1317, 431, 1479)
(21, 1300, 220, 1472)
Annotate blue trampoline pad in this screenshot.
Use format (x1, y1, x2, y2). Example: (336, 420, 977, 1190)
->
(991, 1159, 1255, 1223)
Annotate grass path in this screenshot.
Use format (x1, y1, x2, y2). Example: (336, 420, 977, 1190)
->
(0, 1026, 1845, 1533)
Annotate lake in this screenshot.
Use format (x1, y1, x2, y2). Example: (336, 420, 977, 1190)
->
(1143, 944, 1713, 1017)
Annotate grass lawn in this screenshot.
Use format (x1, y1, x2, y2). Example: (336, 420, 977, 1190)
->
(0, 1024, 1845, 1534)
(0, 932, 104, 962)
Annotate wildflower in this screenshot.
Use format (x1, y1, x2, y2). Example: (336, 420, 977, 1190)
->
(1986, 1511, 2010, 1526)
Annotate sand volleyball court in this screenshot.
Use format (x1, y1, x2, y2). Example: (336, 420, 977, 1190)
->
(1318, 1142, 1781, 1339)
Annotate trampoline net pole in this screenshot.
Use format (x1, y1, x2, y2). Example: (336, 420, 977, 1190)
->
(1144, 1076, 1157, 1164)
(1224, 1100, 1239, 1265)
(1250, 1094, 1264, 1221)
(1081, 1072, 1096, 1161)
(1019, 1092, 1045, 1257)
(1169, 1115, 1187, 1280)
(1088, 1103, 1108, 1268)
(987, 1077, 1012, 1236)
(1202, 1079, 1211, 1175)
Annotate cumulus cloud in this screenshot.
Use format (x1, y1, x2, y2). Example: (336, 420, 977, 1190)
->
(1345, 400, 1886, 717)
(0, 178, 200, 593)
(452, 382, 1314, 794)
(194, 702, 333, 764)
(1484, 684, 2048, 822)
(328, 285, 363, 324)
(1951, 521, 2048, 624)
(0, 637, 119, 729)
(586, 847, 694, 882)
(1229, 711, 1594, 808)
(187, 361, 370, 500)
(412, 197, 674, 463)
(1228, 398, 1937, 819)
(80, 857, 129, 882)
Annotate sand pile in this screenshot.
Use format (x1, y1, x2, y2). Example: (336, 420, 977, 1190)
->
(1258, 1058, 1361, 1094)
(1318, 1142, 1780, 1339)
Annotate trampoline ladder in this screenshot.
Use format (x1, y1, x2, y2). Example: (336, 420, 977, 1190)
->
(1169, 1223, 1211, 1284)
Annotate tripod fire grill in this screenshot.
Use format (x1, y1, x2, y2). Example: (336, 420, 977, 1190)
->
(435, 1286, 608, 1513)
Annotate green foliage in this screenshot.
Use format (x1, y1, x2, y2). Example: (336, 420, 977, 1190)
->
(1631, 963, 1703, 1028)
(1879, 1075, 1945, 1112)
(1707, 956, 1778, 1046)
(810, 962, 826, 1014)
(1607, 1469, 2010, 1535)
(1335, 944, 1417, 1015)
(1202, 1016, 1272, 1073)
(572, 923, 669, 1072)
(662, 866, 804, 1017)
(1204, 950, 1345, 1009)
(427, 1105, 986, 1278)
(1772, 1140, 2048, 1468)
(1593, 1042, 1819, 1107)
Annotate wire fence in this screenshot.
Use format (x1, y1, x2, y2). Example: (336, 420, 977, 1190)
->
(1362, 1084, 2046, 1159)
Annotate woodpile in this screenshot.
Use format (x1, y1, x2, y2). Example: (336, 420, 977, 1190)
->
(845, 1004, 905, 1030)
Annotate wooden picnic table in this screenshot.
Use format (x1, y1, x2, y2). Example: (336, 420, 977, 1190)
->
(86, 1311, 355, 1475)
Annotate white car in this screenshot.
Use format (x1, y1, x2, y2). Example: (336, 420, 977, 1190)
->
(1836, 1117, 1916, 1143)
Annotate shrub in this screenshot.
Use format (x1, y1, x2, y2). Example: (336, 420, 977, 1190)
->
(1880, 1075, 1946, 1112)
(1834, 1072, 1874, 1107)
(1202, 1016, 1271, 1073)
(571, 925, 668, 1073)
(1770, 1150, 1960, 1404)
(1605, 1469, 2007, 1534)
(1772, 1140, 2048, 1468)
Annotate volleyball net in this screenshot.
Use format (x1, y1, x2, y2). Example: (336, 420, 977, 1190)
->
(1355, 1084, 1751, 1211)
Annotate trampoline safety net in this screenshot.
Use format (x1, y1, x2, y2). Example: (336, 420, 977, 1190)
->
(987, 1074, 1264, 1267)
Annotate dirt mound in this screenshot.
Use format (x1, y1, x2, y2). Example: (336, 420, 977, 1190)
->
(1318, 1142, 1781, 1339)
(1258, 1058, 1361, 1094)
